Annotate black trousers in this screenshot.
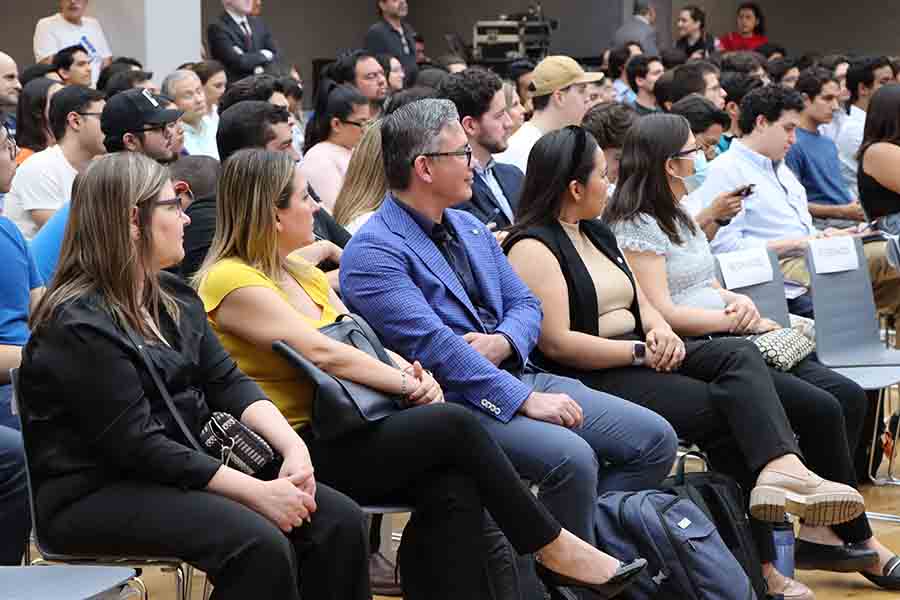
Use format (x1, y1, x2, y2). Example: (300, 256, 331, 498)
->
(571, 337, 871, 561)
(44, 480, 369, 600)
(304, 402, 562, 600)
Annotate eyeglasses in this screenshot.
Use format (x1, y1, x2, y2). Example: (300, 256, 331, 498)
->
(76, 112, 103, 118)
(340, 119, 370, 129)
(153, 196, 185, 214)
(418, 144, 473, 167)
(670, 146, 702, 161)
(131, 121, 177, 136)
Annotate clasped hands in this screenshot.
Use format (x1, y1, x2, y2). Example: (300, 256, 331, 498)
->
(724, 294, 780, 335)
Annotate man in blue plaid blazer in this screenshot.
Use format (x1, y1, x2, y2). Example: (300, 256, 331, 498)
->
(341, 99, 677, 548)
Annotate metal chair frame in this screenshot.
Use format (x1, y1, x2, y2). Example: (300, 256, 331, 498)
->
(10, 368, 194, 600)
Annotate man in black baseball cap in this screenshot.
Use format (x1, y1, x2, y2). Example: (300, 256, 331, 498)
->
(101, 87, 182, 163)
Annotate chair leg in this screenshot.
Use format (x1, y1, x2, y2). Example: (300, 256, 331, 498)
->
(202, 576, 211, 600)
(126, 576, 148, 600)
(182, 564, 193, 600)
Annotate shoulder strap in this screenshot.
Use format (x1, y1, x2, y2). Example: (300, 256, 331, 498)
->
(338, 313, 396, 366)
(122, 325, 203, 452)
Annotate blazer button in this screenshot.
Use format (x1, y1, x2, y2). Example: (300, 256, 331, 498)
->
(481, 399, 489, 407)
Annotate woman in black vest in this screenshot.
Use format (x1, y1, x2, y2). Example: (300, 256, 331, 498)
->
(503, 126, 873, 598)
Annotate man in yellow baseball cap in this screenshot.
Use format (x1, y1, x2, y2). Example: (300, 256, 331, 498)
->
(496, 55, 603, 173)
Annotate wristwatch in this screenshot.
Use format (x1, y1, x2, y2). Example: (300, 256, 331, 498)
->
(631, 341, 647, 367)
(715, 217, 732, 226)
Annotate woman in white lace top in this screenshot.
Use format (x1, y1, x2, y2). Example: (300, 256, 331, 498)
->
(606, 113, 899, 593)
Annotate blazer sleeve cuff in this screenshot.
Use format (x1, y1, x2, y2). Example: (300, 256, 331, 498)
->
(468, 375, 530, 423)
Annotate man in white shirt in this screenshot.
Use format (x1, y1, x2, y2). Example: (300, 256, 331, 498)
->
(162, 70, 218, 160)
(34, 0, 112, 87)
(689, 84, 900, 320)
(4, 85, 105, 239)
(494, 55, 600, 174)
(836, 56, 895, 198)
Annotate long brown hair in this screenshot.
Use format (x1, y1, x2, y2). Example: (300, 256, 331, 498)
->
(332, 120, 387, 227)
(30, 152, 177, 337)
(603, 113, 697, 244)
(193, 149, 296, 285)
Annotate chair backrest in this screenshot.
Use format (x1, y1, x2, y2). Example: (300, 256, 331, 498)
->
(805, 237, 886, 367)
(715, 248, 791, 328)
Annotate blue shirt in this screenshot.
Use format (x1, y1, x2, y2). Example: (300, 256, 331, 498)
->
(0, 216, 42, 348)
(686, 140, 816, 254)
(30, 202, 69, 283)
(785, 127, 854, 206)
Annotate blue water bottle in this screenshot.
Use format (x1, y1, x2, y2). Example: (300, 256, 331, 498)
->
(772, 520, 795, 578)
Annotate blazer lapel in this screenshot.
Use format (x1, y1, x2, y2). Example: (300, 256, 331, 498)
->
(446, 211, 504, 321)
(381, 197, 483, 325)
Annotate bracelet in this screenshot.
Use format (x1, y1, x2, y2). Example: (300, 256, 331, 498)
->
(399, 371, 408, 398)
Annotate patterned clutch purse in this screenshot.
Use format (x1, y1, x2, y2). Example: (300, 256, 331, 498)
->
(747, 328, 815, 372)
(200, 412, 276, 475)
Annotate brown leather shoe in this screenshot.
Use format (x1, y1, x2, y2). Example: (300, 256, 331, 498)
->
(764, 568, 816, 600)
(370, 551, 402, 596)
(750, 469, 864, 526)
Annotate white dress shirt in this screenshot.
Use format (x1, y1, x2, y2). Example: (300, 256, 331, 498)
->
(687, 140, 816, 255)
(835, 105, 867, 199)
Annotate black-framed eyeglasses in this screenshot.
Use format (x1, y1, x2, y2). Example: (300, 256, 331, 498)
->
(130, 121, 176, 136)
(76, 112, 103, 118)
(340, 119, 370, 129)
(670, 146, 702, 161)
(153, 196, 185, 214)
(417, 144, 473, 167)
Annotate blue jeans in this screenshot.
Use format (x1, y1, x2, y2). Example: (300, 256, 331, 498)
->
(468, 371, 678, 547)
(0, 424, 28, 565)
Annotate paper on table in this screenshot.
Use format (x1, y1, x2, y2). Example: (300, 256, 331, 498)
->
(808, 236, 858, 274)
(717, 247, 773, 290)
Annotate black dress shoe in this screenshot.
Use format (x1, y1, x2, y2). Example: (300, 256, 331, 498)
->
(795, 539, 879, 572)
(861, 555, 900, 590)
(536, 558, 647, 599)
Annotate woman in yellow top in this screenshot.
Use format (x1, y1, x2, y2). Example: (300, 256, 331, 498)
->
(195, 149, 647, 600)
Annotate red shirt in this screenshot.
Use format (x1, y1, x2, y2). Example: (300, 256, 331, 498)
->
(716, 32, 768, 52)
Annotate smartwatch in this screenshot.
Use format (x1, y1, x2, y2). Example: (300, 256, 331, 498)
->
(631, 341, 647, 367)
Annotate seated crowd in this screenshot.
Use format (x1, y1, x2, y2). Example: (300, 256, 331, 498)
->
(3, 0, 900, 599)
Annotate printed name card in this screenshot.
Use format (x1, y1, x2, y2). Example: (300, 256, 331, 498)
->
(809, 236, 858, 274)
(717, 247, 773, 290)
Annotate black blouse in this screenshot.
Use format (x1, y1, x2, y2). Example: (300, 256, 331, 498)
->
(20, 272, 266, 520)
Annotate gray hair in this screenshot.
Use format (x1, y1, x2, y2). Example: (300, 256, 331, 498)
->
(161, 70, 199, 98)
(382, 98, 460, 190)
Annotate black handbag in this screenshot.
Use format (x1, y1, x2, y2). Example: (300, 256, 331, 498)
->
(125, 326, 276, 476)
(660, 451, 768, 600)
(272, 313, 403, 441)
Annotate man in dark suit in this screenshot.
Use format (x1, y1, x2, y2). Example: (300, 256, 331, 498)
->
(341, 99, 678, 557)
(207, 0, 280, 84)
(438, 68, 523, 229)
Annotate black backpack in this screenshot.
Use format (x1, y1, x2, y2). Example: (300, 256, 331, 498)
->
(660, 452, 769, 600)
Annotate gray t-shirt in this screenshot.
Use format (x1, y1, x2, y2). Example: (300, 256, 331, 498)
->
(611, 213, 726, 310)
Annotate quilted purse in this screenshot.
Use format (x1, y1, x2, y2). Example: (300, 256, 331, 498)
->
(746, 327, 815, 372)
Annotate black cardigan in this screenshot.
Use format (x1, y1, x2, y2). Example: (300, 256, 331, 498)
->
(19, 272, 266, 520)
(504, 220, 644, 377)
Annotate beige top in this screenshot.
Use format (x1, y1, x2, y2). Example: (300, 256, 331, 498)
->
(559, 220, 636, 338)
